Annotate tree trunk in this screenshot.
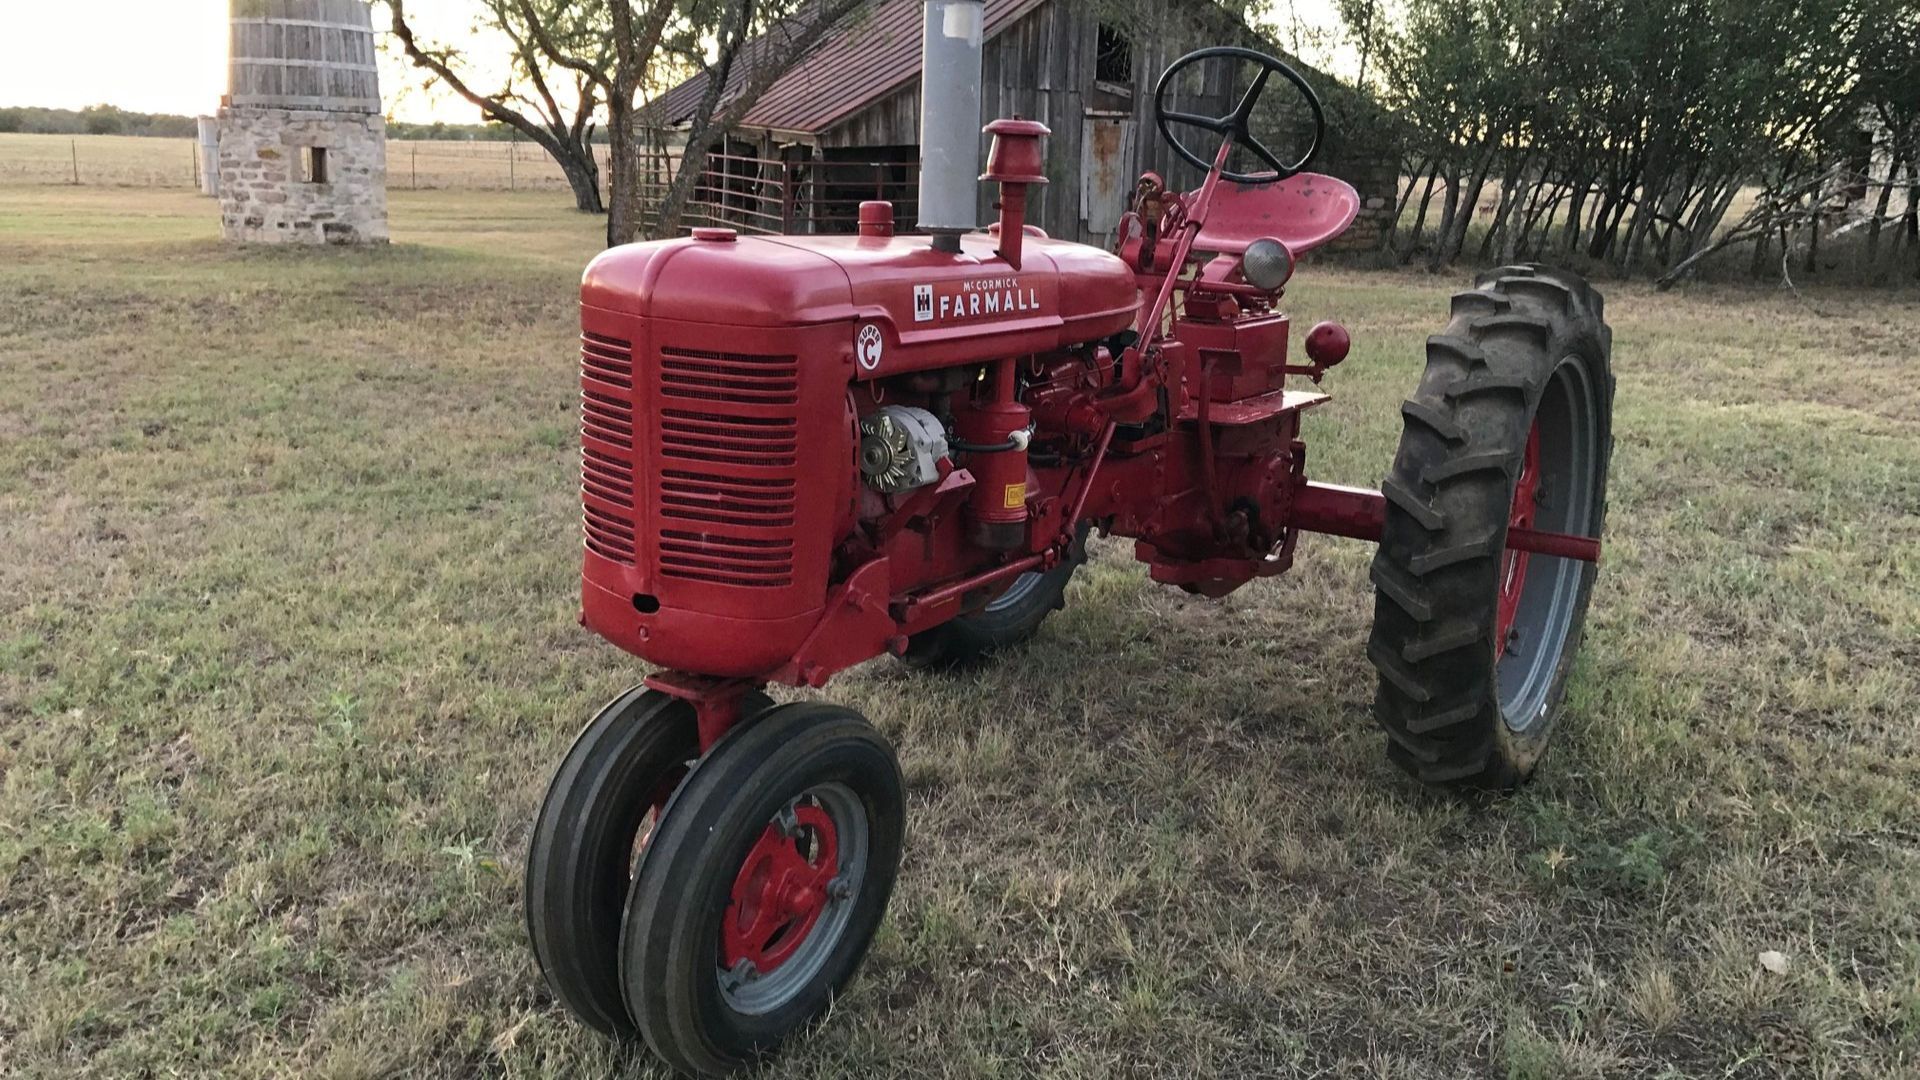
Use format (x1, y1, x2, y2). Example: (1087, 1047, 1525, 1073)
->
(1516, 175, 1560, 259)
(1383, 154, 1432, 253)
(654, 139, 723, 239)
(1748, 223, 1773, 278)
(1479, 155, 1526, 263)
(558, 145, 604, 213)
(1425, 171, 1461, 271)
(1401, 164, 1442, 262)
(1865, 153, 1899, 272)
(607, 99, 641, 245)
(1561, 181, 1588, 255)
(1803, 201, 1820, 276)
(1498, 168, 1533, 265)
(1904, 159, 1919, 277)
(1437, 147, 1497, 269)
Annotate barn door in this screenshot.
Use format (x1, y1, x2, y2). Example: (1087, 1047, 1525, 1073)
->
(1081, 112, 1137, 240)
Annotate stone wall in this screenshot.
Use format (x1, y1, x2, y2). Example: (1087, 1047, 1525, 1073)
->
(216, 106, 388, 245)
(1295, 89, 1406, 255)
(1321, 147, 1403, 253)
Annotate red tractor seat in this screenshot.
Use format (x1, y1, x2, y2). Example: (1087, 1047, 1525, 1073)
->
(1191, 172, 1362, 257)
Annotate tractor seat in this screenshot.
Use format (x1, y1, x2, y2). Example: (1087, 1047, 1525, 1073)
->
(1190, 172, 1362, 257)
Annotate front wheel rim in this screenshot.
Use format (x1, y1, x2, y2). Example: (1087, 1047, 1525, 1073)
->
(716, 782, 870, 1016)
(1498, 356, 1601, 733)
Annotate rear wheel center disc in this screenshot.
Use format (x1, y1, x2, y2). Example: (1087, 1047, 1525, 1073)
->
(1496, 357, 1601, 732)
(1496, 421, 1543, 649)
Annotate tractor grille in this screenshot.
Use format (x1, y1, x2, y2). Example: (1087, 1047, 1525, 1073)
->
(580, 333, 638, 565)
(654, 347, 799, 587)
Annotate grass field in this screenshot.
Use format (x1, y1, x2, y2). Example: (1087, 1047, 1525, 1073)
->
(1, 183, 1917, 1079)
(0, 133, 608, 193)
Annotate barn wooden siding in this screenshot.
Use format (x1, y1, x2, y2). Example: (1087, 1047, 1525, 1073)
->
(820, 1, 1305, 245)
(660, 0, 1404, 248)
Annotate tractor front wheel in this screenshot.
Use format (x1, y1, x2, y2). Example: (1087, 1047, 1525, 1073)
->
(524, 685, 773, 1036)
(621, 703, 905, 1076)
(1368, 265, 1613, 790)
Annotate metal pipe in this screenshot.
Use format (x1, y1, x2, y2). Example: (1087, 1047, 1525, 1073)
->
(917, 0, 985, 245)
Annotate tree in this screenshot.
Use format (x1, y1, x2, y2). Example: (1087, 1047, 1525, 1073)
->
(1355, 0, 1905, 284)
(385, 0, 608, 213)
(81, 105, 125, 136)
(502, 0, 870, 243)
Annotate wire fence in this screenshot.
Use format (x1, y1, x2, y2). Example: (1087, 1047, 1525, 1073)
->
(0, 133, 614, 193)
(634, 150, 921, 236)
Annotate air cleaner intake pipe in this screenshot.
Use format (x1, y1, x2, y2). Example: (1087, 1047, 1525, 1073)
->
(918, 0, 985, 252)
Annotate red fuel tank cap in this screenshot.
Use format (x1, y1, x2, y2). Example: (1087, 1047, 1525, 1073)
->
(691, 227, 738, 243)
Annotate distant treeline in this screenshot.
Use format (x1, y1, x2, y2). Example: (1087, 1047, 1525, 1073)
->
(0, 106, 198, 138)
(0, 105, 590, 143)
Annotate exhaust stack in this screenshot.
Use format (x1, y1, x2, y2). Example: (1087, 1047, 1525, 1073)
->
(918, 0, 985, 252)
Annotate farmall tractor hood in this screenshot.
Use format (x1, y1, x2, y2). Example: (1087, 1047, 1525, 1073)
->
(582, 229, 1140, 377)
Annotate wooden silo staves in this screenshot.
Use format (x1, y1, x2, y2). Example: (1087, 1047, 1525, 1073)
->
(217, 0, 389, 245)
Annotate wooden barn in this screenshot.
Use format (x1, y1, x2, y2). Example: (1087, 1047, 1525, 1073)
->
(640, 0, 1399, 249)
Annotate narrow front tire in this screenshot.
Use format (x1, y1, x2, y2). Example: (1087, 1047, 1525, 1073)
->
(621, 704, 906, 1076)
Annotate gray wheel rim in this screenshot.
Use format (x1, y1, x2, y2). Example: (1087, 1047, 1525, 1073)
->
(717, 782, 870, 1016)
(983, 570, 1046, 614)
(1499, 356, 1601, 732)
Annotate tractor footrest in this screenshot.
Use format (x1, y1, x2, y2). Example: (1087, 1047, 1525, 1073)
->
(1177, 389, 1330, 427)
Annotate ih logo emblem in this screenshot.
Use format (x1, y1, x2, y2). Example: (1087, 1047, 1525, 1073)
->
(857, 324, 886, 370)
(913, 285, 935, 323)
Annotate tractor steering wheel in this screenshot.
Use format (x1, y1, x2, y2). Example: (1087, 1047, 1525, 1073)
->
(1153, 46, 1326, 186)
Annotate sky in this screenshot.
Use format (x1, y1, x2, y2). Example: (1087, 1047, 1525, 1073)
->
(0, 0, 1350, 123)
(0, 0, 502, 122)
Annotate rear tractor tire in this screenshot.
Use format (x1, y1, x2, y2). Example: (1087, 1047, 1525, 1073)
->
(1369, 265, 1613, 791)
(902, 525, 1089, 670)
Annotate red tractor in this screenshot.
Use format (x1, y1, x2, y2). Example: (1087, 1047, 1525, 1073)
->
(528, 8, 1612, 1075)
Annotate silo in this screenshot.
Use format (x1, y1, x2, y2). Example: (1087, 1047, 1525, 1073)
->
(216, 0, 388, 244)
(197, 116, 220, 196)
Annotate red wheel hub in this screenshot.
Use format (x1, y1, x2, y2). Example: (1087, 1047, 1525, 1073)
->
(1497, 422, 1543, 650)
(721, 804, 839, 974)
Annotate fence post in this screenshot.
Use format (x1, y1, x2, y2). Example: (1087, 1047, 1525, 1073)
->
(412, 145, 418, 190)
(71, 139, 79, 185)
(781, 162, 796, 234)
(509, 135, 516, 191)
(191, 142, 200, 190)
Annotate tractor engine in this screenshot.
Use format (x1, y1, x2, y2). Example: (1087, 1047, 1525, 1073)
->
(578, 211, 1139, 680)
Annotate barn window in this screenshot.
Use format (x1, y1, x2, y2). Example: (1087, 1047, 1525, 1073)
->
(1096, 23, 1134, 86)
(302, 146, 329, 184)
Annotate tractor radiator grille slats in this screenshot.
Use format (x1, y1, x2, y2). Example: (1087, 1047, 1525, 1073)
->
(660, 470, 798, 528)
(654, 348, 800, 588)
(580, 333, 639, 566)
(661, 410, 800, 467)
(658, 347, 800, 406)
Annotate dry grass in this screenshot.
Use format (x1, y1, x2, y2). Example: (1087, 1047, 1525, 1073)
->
(0, 133, 609, 193)
(1, 182, 1917, 1079)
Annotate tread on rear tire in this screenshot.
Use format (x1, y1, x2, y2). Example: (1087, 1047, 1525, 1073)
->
(1368, 264, 1613, 791)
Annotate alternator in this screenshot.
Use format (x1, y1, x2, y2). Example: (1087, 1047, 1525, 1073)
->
(859, 406, 949, 494)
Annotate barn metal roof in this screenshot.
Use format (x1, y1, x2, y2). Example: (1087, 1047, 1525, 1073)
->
(646, 0, 1051, 138)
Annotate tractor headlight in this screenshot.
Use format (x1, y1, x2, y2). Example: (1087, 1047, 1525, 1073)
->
(1242, 237, 1295, 292)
